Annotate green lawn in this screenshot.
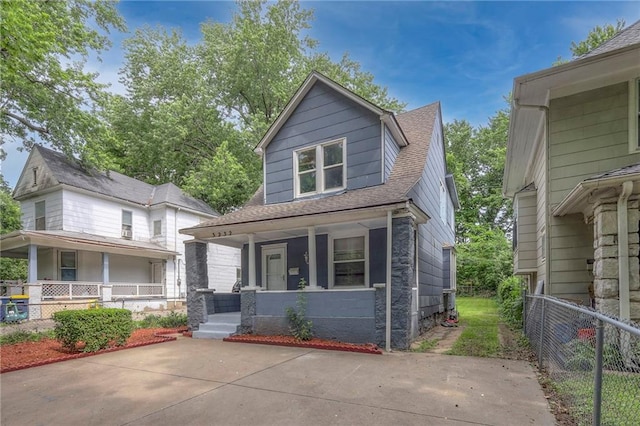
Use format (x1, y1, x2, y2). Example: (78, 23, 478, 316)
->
(447, 297, 500, 357)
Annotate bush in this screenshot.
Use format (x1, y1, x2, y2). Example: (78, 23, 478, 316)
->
(0, 329, 54, 346)
(53, 308, 133, 353)
(497, 276, 523, 328)
(135, 311, 187, 329)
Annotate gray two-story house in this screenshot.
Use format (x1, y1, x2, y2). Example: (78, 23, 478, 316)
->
(181, 72, 458, 350)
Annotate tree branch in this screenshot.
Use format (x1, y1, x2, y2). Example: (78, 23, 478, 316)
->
(2, 110, 49, 134)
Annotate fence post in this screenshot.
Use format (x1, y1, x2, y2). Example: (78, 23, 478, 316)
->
(538, 297, 545, 372)
(593, 318, 604, 426)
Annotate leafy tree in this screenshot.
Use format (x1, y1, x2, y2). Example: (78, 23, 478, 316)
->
(104, 0, 404, 213)
(0, 176, 27, 280)
(0, 0, 125, 166)
(553, 19, 625, 65)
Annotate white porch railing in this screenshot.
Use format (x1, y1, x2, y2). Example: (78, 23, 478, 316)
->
(41, 281, 102, 300)
(111, 283, 164, 298)
(39, 281, 165, 300)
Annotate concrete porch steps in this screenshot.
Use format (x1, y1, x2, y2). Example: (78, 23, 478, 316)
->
(192, 312, 241, 339)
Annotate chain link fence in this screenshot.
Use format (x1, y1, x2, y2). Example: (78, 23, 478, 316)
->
(525, 294, 640, 425)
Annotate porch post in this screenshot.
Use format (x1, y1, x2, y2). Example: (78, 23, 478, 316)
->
(248, 233, 257, 288)
(27, 244, 37, 284)
(102, 253, 110, 284)
(308, 226, 318, 288)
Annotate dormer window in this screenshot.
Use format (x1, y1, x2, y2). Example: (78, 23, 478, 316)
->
(294, 138, 346, 198)
(122, 210, 132, 239)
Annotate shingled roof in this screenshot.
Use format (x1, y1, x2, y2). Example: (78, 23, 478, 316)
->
(578, 19, 640, 59)
(183, 101, 440, 232)
(24, 145, 218, 216)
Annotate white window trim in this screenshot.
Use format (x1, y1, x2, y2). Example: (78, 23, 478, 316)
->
(122, 210, 133, 239)
(261, 243, 288, 290)
(293, 138, 347, 198)
(59, 250, 77, 281)
(328, 230, 369, 289)
(35, 200, 46, 231)
(540, 226, 547, 263)
(153, 219, 162, 237)
(629, 77, 640, 153)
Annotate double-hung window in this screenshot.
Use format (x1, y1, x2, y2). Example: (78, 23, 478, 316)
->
(295, 138, 345, 197)
(122, 210, 132, 239)
(60, 251, 77, 281)
(35, 200, 45, 230)
(331, 233, 367, 288)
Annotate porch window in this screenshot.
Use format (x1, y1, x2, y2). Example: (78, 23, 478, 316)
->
(60, 251, 77, 281)
(332, 235, 367, 287)
(122, 210, 132, 239)
(294, 138, 345, 197)
(35, 200, 45, 230)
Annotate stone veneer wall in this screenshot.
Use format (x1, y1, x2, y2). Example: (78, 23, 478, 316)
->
(185, 241, 209, 331)
(592, 201, 640, 321)
(390, 216, 415, 349)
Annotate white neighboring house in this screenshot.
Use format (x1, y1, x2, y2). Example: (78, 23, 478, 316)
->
(1, 145, 240, 312)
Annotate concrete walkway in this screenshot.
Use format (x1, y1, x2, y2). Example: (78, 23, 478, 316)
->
(0, 337, 554, 425)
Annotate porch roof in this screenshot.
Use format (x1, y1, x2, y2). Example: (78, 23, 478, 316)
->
(0, 230, 178, 259)
(553, 162, 640, 217)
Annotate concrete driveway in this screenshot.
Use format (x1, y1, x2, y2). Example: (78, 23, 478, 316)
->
(0, 337, 554, 425)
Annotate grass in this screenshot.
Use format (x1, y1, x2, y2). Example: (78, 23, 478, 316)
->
(411, 338, 438, 353)
(447, 297, 500, 357)
(556, 372, 640, 425)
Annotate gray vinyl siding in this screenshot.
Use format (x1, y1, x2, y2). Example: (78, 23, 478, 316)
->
(264, 81, 382, 204)
(384, 124, 399, 182)
(548, 81, 639, 301)
(241, 229, 386, 289)
(407, 111, 456, 318)
(514, 192, 537, 272)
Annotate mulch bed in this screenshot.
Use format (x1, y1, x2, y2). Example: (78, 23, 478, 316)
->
(223, 334, 382, 354)
(0, 327, 187, 374)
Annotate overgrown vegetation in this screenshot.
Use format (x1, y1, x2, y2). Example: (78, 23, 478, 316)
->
(286, 278, 313, 341)
(412, 338, 438, 353)
(497, 276, 524, 328)
(0, 329, 54, 346)
(53, 308, 133, 352)
(447, 297, 500, 357)
(135, 311, 187, 329)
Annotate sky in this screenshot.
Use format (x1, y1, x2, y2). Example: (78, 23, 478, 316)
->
(3, 0, 640, 188)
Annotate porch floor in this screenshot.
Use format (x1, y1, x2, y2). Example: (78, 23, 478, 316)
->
(193, 312, 241, 340)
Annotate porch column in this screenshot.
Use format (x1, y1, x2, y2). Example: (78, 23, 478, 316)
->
(185, 240, 209, 330)
(27, 244, 37, 284)
(248, 233, 257, 288)
(102, 253, 110, 284)
(307, 227, 318, 288)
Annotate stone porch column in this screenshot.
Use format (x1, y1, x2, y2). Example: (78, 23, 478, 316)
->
(391, 216, 415, 350)
(593, 201, 640, 321)
(185, 240, 209, 330)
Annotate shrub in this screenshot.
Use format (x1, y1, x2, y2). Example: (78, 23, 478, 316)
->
(158, 312, 187, 328)
(286, 278, 313, 341)
(497, 276, 523, 328)
(53, 308, 133, 353)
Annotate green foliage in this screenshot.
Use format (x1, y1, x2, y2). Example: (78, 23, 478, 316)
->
(0, 177, 27, 280)
(497, 276, 523, 328)
(53, 308, 133, 353)
(0, 329, 54, 346)
(286, 278, 313, 341)
(457, 226, 512, 296)
(554, 19, 625, 65)
(103, 0, 403, 213)
(0, 0, 125, 165)
(447, 297, 500, 357)
(135, 311, 188, 329)
(411, 338, 438, 353)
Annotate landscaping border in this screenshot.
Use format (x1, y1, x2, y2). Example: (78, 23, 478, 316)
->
(223, 334, 382, 354)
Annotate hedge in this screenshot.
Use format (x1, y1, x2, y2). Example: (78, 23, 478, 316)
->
(53, 308, 134, 353)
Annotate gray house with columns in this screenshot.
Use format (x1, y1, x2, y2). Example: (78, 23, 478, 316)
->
(181, 72, 459, 350)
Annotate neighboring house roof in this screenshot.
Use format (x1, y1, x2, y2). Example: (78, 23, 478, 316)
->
(578, 20, 640, 59)
(0, 230, 178, 259)
(503, 20, 640, 197)
(254, 71, 409, 154)
(182, 102, 441, 237)
(17, 145, 218, 216)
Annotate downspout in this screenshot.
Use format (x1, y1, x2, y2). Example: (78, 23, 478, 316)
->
(386, 210, 392, 352)
(513, 98, 550, 294)
(617, 181, 633, 321)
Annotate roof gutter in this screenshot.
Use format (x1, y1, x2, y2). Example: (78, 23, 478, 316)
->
(553, 173, 640, 216)
(618, 181, 633, 321)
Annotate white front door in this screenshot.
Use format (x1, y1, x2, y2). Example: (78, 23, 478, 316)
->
(262, 245, 287, 290)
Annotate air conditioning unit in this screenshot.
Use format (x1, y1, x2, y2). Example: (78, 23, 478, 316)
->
(121, 229, 132, 239)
